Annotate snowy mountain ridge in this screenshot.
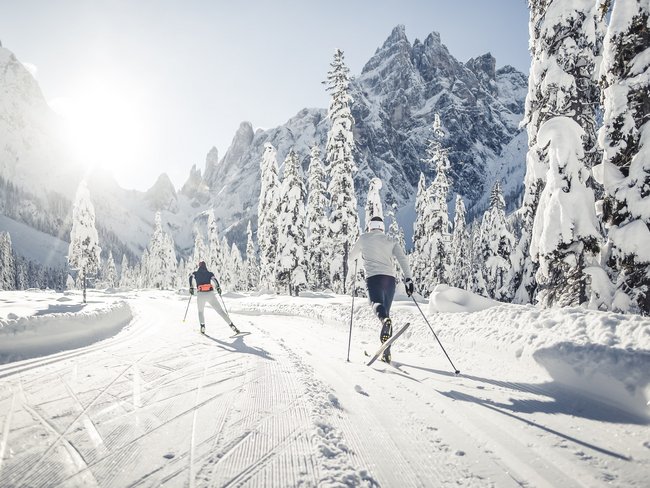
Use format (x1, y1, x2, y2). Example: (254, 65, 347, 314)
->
(0, 25, 527, 264)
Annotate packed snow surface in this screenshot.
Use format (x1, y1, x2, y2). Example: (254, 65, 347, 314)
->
(0, 289, 648, 487)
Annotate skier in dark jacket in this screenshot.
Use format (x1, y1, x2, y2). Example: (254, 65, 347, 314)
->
(189, 261, 239, 335)
(348, 216, 414, 363)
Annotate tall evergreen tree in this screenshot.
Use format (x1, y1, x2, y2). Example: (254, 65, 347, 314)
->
(276, 149, 308, 296)
(411, 173, 429, 289)
(512, 0, 605, 304)
(480, 182, 516, 300)
(364, 178, 384, 227)
(147, 212, 177, 289)
(595, 0, 650, 314)
(119, 253, 131, 288)
(104, 250, 117, 288)
(387, 204, 406, 284)
(220, 236, 232, 290)
(326, 48, 360, 294)
(257, 143, 280, 291)
(305, 145, 330, 290)
(0, 231, 15, 290)
(244, 221, 259, 291)
(450, 195, 470, 289)
(206, 209, 223, 275)
(230, 243, 244, 291)
(191, 225, 207, 270)
(68, 180, 101, 303)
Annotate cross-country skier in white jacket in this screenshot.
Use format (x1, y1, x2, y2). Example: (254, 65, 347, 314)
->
(348, 216, 415, 363)
(189, 261, 239, 335)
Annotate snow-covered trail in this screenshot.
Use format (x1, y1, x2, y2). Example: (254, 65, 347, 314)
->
(0, 292, 647, 487)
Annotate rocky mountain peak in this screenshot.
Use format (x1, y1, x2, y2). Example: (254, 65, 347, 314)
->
(219, 121, 255, 172)
(145, 173, 178, 212)
(466, 53, 497, 81)
(203, 146, 219, 188)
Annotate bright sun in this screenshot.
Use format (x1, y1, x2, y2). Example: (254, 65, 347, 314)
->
(52, 77, 146, 176)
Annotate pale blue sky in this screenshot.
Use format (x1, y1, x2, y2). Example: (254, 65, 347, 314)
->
(0, 0, 530, 191)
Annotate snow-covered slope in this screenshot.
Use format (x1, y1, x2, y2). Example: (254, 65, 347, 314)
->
(0, 290, 647, 486)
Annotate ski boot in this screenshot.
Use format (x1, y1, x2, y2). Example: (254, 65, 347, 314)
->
(229, 323, 240, 335)
(200, 324, 205, 334)
(381, 318, 393, 363)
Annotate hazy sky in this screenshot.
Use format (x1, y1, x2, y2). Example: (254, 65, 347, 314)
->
(1, 0, 530, 191)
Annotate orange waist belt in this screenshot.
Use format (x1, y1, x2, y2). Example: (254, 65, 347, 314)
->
(197, 284, 213, 292)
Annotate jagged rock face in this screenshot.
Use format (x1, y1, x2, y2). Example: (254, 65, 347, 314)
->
(180, 164, 210, 206)
(145, 173, 178, 212)
(206, 25, 528, 243)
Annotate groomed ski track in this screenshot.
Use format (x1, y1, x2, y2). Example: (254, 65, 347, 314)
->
(0, 292, 647, 487)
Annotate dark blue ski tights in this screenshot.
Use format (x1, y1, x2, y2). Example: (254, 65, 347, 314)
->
(366, 274, 396, 321)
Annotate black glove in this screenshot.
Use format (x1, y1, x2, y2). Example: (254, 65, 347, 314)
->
(404, 278, 414, 297)
(189, 287, 195, 296)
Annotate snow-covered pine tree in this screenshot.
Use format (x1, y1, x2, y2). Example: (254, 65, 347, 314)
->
(450, 195, 470, 290)
(68, 180, 101, 303)
(0, 231, 15, 290)
(305, 145, 330, 290)
(207, 209, 223, 275)
(411, 173, 429, 289)
(137, 249, 149, 288)
(423, 114, 452, 293)
(244, 221, 259, 291)
(230, 243, 244, 291)
(147, 212, 177, 289)
(364, 178, 384, 227)
(512, 0, 605, 304)
(595, 0, 650, 314)
(257, 143, 280, 291)
(220, 236, 232, 290)
(479, 182, 515, 300)
(387, 204, 406, 284)
(191, 225, 207, 270)
(469, 221, 488, 296)
(104, 250, 117, 288)
(119, 254, 131, 288)
(326, 48, 360, 294)
(276, 149, 308, 296)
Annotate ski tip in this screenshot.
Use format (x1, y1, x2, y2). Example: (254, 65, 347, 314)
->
(455, 370, 461, 375)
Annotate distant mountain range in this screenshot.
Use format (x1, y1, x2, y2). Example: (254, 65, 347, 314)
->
(0, 25, 527, 266)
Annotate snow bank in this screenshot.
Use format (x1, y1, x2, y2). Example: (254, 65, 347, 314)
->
(0, 290, 133, 363)
(228, 290, 650, 418)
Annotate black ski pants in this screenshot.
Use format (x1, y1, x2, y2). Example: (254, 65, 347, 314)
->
(366, 274, 396, 321)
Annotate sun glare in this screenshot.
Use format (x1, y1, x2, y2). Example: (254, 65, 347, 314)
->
(52, 77, 146, 178)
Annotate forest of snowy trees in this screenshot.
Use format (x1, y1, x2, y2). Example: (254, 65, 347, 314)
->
(1, 0, 647, 317)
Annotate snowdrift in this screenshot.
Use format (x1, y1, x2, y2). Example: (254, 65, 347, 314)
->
(230, 286, 650, 419)
(0, 291, 133, 363)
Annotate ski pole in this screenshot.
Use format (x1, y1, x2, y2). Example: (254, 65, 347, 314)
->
(346, 259, 358, 362)
(411, 296, 460, 375)
(182, 293, 192, 322)
(218, 292, 234, 323)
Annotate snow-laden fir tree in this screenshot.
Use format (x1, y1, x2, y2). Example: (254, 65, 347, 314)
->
(257, 143, 280, 291)
(119, 254, 131, 288)
(68, 180, 101, 303)
(411, 174, 429, 289)
(147, 212, 177, 289)
(469, 221, 488, 296)
(594, 0, 650, 314)
(104, 250, 117, 288)
(244, 221, 259, 291)
(207, 209, 223, 275)
(423, 114, 452, 293)
(511, 0, 606, 304)
(220, 236, 232, 291)
(230, 243, 244, 292)
(387, 204, 406, 284)
(137, 249, 150, 288)
(364, 178, 384, 227)
(479, 182, 515, 300)
(191, 225, 207, 271)
(450, 195, 470, 290)
(325, 48, 360, 294)
(276, 149, 308, 296)
(0, 231, 15, 290)
(305, 145, 330, 290)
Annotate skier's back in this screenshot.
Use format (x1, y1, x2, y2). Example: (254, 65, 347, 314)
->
(189, 261, 239, 335)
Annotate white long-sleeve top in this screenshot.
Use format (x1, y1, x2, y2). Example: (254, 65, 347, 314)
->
(348, 230, 412, 280)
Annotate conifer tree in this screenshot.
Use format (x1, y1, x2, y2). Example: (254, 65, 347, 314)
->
(230, 243, 244, 291)
(480, 182, 515, 300)
(257, 143, 280, 291)
(207, 209, 223, 275)
(411, 173, 429, 289)
(387, 204, 406, 284)
(104, 250, 117, 288)
(191, 225, 207, 270)
(119, 254, 131, 288)
(276, 150, 308, 296)
(147, 212, 177, 289)
(244, 221, 259, 291)
(450, 195, 470, 289)
(68, 180, 101, 303)
(595, 0, 650, 314)
(326, 48, 360, 294)
(220, 236, 232, 291)
(0, 231, 15, 290)
(364, 178, 384, 226)
(513, 0, 606, 304)
(469, 221, 488, 296)
(305, 145, 330, 290)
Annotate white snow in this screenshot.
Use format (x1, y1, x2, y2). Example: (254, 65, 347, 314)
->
(0, 289, 648, 486)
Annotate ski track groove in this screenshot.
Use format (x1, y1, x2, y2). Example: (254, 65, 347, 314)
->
(0, 390, 16, 484)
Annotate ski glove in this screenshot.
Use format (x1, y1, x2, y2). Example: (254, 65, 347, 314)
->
(404, 278, 414, 297)
(189, 287, 195, 296)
